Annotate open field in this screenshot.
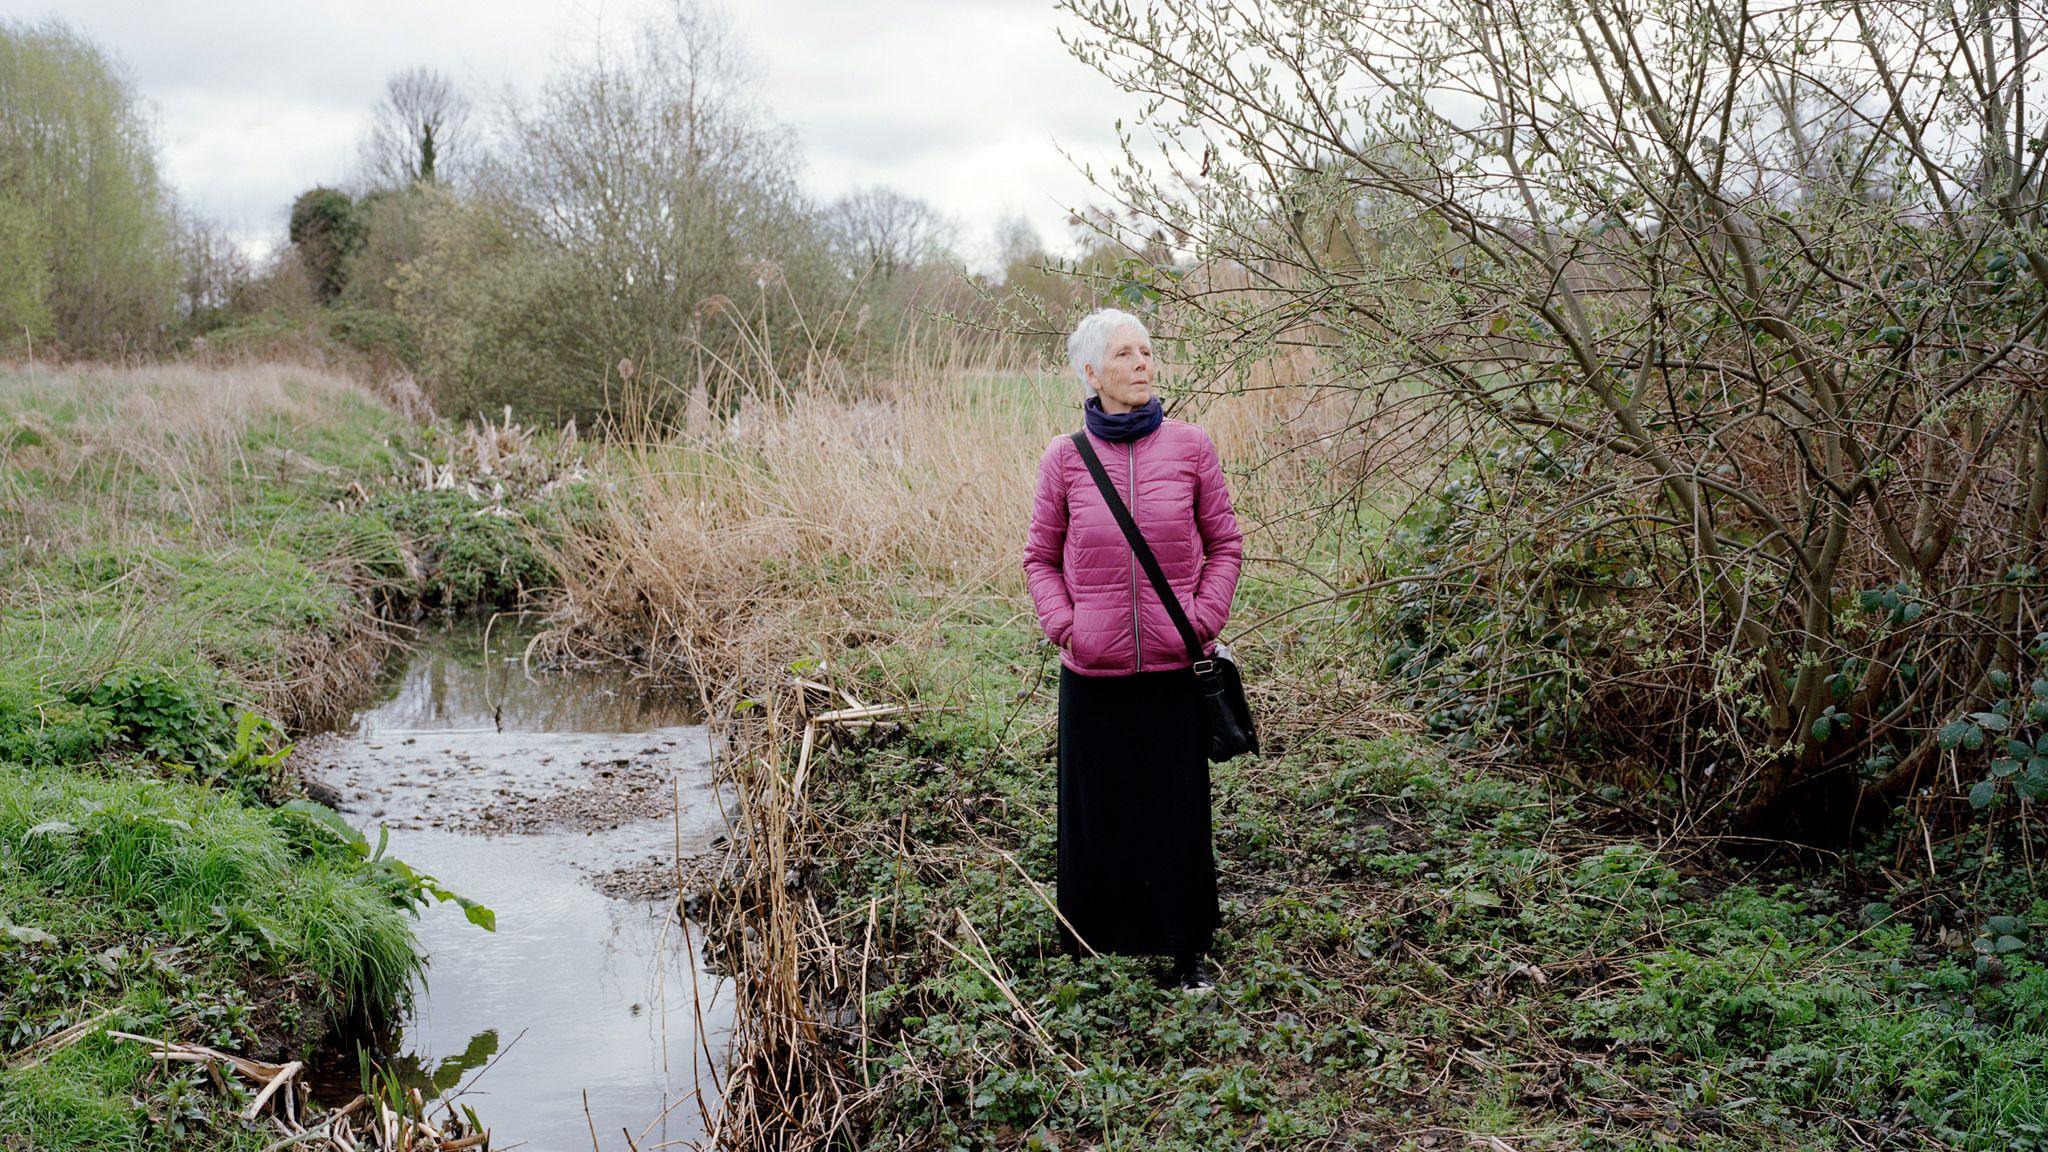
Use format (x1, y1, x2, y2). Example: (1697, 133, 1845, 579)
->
(10, 0, 2048, 1144)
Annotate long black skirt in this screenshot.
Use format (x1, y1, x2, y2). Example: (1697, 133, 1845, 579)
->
(1056, 665, 1218, 958)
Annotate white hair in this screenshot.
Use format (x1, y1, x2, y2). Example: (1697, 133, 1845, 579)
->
(1065, 308, 1150, 398)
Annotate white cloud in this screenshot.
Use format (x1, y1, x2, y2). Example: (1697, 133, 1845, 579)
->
(728, 0, 1143, 268)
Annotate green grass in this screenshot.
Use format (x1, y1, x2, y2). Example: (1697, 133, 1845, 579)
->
(792, 613, 2048, 1150)
(0, 763, 419, 1149)
(0, 363, 577, 1150)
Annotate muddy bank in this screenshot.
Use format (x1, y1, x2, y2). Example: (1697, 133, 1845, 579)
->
(298, 616, 736, 1150)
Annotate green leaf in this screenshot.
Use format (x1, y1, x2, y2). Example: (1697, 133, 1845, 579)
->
(1990, 669, 2013, 692)
(1993, 758, 2021, 778)
(1986, 915, 2028, 936)
(1969, 779, 1999, 809)
(456, 897, 497, 933)
(1972, 711, 2009, 732)
(277, 801, 367, 851)
(1994, 934, 2026, 954)
(2009, 739, 2033, 758)
(1938, 719, 1975, 750)
(1811, 717, 1834, 741)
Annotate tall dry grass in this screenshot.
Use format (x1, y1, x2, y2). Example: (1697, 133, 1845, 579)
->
(536, 321, 1400, 1147)
(1, 362, 395, 549)
(0, 362, 412, 726)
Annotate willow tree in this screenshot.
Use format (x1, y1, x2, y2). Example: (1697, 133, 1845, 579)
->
(1063, 0, 2048, 841)
(0, 19, 177, 353)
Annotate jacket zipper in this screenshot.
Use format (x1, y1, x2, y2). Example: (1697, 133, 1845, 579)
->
(1127, 439, 1141, 672)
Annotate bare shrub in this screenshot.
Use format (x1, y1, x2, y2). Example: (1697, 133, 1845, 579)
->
(1062, 0, 2048, 842)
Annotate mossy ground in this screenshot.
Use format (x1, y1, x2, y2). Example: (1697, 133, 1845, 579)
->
(0, 364, 571, 1150)
(792, 616, 2048, 1150)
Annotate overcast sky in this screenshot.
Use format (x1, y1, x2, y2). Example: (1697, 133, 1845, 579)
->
(0, 0, 1144, 271)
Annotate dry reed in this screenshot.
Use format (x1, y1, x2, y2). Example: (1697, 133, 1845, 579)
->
(536, 319, 1406, 1148)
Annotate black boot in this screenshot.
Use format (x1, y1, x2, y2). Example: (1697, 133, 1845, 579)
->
(1169, 950, 1214, 993)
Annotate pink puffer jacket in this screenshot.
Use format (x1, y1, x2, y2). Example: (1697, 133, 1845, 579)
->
(1023, 420, 1244, 676)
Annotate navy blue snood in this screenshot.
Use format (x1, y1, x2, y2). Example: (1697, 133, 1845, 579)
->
(1083, 395, 1163, 442)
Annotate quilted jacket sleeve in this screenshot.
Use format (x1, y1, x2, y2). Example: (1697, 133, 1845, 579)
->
(1190, 428, 1243, 642)
(1022, 437, 1077, 646)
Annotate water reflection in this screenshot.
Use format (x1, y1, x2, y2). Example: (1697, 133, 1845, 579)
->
(355, 614, 699, 735)
(309, 616, 731, 1150)
(358, 1027, 498, 1099)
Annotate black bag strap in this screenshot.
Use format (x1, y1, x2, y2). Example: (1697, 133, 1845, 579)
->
(1070, 431, 1210, 669)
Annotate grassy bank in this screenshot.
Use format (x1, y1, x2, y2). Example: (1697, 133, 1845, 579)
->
(0, 363, 574, 1149)
(541, 352, 2047, 1150)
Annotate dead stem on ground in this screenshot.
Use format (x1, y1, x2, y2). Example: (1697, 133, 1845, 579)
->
(106, 1031, 493, 1151)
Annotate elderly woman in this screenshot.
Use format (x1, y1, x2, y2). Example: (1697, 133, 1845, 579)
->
(1022, 307, 1243, 992)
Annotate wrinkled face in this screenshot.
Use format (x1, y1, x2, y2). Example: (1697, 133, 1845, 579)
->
(1085, 325, 1154, 413)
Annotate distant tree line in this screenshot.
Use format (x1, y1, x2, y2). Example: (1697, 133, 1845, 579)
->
(1, 2, 1146, 424)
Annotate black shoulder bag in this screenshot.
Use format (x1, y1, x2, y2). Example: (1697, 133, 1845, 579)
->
(1070, 431, 1258, 762)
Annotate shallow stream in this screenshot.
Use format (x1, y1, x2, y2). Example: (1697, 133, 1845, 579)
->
(298, 617, 732, 1150)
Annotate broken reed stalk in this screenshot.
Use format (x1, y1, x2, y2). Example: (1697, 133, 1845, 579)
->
(244, 1059, 305, 1121)
(938, 909, 1082, 1073)
(106, 1032, 489, 1151)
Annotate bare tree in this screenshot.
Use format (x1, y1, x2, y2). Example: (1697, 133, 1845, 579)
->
(397, 0, 839, 421)
(357, 66, 470, 190)
(993, 211, 1040, 267)
(1064, 0, 2048, 842)
(173, 208, 253, 322)
(825, 185, 956, 280)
